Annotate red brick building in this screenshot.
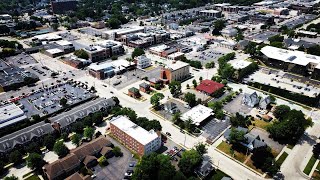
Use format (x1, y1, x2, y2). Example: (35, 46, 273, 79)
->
(196, 79, 224, 96)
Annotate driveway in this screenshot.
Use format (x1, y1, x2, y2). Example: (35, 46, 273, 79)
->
(223, 94, 252, 115)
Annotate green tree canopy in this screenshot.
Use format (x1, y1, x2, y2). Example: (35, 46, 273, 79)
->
(195, 143, 207, 155)
(150, 93, 165, 109)
(184, 92, 197, 107)
(131, 48, 145, 59)
(169, 81, 182, 97)
(83, 127, 95, 139)
(178, 149, 202, 176)
(273, 105, 291, 119)
(74, 49, 89, 60)
(26, 153, 46, 170)
(9, 150, 23, 164)
(71, 133, 81, 147)
(53, 141, 69, 158)
(43, 134, 55, 150)
(230, 112, 251, 128)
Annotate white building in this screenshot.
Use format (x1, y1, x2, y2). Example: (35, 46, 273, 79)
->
(135, 55, 151, 69)
(0, 104, 27, 129)
(221, 28, 238, 37)
(181, 104, 214, 126)
(110, 116, 161, 155)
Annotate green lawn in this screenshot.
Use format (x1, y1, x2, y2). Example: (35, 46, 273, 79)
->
(204, 169, 229, 180)
(216, 141, 247, 162)
(303, 156, 317, 175)
(276, 152, 288, 166)
(25, 175, 41, 180)
(249, 119, 270, 131)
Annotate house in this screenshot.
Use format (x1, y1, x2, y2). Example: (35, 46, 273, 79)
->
(164, 102, 180, 114)
(196, 79, 224, 96)
(224, 127, 266, 151)
(259, 96, 271, 109)
(128, 87, 141, 98)
(135, 55, 151, 69)
(149, 78, 163, 88)
(66, 172, 92, 180)
(236, 40, 249, 50)
(196, 160, 214, 178)
(83, 155, 98, 168)
(242, 92, 259, 107)
(139, 82, 151, 93)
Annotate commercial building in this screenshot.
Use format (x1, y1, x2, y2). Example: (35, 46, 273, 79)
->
(0, 121, 55, 156)
(102, 26, 145, 40)
(43, 137, 112, 180)
(167, 52, 185, 60)
(51, 0, 78, 14)
(94, 40, 125, 57)
(160, 61, 190, 83)
(221, 28, 238, 38)
(260, 46, 320, 76)
(88, 59, 134, 79)
(83, 45, 108, 62)
(181, 105, 214, 126)
(61, 55, 92, 69)
(197, 10, 222, 18)
(110, 116, 161, 156)
(196, 79, 225, 96)
(0, 104, 27, 130)
(135, 55, 152, 69)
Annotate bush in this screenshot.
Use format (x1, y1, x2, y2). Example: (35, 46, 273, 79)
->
(112, 146, 123, 157)
(98, 156, 109, 166)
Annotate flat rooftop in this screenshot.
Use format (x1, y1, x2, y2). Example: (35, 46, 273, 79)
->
(110, 116, 159, 145)
(181, 104, 214, 126)
(164, 60, 189, 71)
(0, 104, 27, 129)
(88, 59, 132, 71)
(199, 9, 220, 13)
(230, 60, 252, 69)
(261, 46, 320, 66)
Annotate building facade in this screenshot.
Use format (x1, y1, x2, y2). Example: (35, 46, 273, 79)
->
(160, 61, 190, 83)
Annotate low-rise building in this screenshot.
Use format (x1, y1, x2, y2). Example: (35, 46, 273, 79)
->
(128, 87, 141, 98)
(88, 59, 134, 79)
(110, 116, 161, 156)
(0, 104, 27, 130)
(221, 28, 238, 38)
(196, 79, 225, 96)
(84, 45, 108, 62)
(197, 10, 222, 17)
(160, 61, 190, 83)
(139, 82, 151, 93)
(181, 104, 214, 126)
(242, 92, 259, 107)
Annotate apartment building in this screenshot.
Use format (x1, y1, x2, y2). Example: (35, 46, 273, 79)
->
(110, 116, 161, 156)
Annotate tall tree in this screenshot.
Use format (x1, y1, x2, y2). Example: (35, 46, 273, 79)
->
(184, 92, 197, 107)
(9, 150, 23, 164)
(178, 149, 202, 176)
(26, 153, 46, 170)
(53, 141, 69, 158)
(71, 133, 81, 147)
(150, 93, 165, 110)
(83, 127, 95, 139)
(131, 48, 145, 59)
(168, 81, 181, 97)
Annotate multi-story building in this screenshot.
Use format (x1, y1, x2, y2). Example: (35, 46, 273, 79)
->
(110, 116, 161, 156)
(94, 40, 125, 57)
(135, 55, 151, 69)
(88, 59, 134, 79)
(160, 61, 190, 83)
(84, 45, 109, 62)
(197, 10, 222, 17)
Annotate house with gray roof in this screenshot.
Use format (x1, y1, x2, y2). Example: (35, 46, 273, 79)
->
(224, 127, 266, 151)
(259, 96, 271, 109)
(0, 121, 54, 155)
(50, 98, 116, 132)
(196, 160, 214, 178)
(242, 92, 259, 107)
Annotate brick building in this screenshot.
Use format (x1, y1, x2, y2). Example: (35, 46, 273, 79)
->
(110, 116, 161, 156)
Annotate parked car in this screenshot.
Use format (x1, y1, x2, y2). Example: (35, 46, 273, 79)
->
(166, 132, 171, 136)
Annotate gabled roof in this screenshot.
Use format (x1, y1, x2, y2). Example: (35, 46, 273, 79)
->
(83, 155, 97, 166)
(243, 92, 259, 107)
(100, 146, 113, 156)
(139, 82, 150, 89)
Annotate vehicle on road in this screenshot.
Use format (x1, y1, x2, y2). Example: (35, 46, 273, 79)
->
(166, 132, 171, 136)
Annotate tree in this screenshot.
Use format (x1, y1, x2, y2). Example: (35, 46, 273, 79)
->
(228, 128, 245, 144)
(43, 134, 55, 150)
(268, 110, 312, 142)
(199, 76, 203, 81)
(71, 121, 84, 133)
(133, 153, 176, 180)
(192, 79, 197, 88)
(212, 20, 225, 35)
(219, 63, 235, 79)
(169, 81, 181, 97)
(112, 146, 123, 157)
(172, 112, 182, 124)
(251, 146, 279, 176)
(4, 175, 18, 180)
(92, 111, 104, 125)
(9, 150, 23, 164)
(313, 143, 320, 158)
(268, 35, 284, 43)
(235, 30, 244, 42)
(59, 98, 68, 107)
(230, 112, 251, 127)
(244, 42, 257, 56)
(184, 92, 196, 107)
(51, 23, 59, 31)
(83, 116, 93, 127)
(178, 149, 202, 176)
(205, 61, 215, 69)
(83, 127, 94, 139)
(215, 109, 224, 119)
(106, 18, 122, 29)
(26, 142, 41, 154)
(131, 48, 145, 59)
(195, 143, 207, 155)
(273, 105, 290, 119)
(0, 25, 10, 35)
(74, 49, 89, 60)
(185, 118, 194, 132)
(53, 141, 69, 157)
(26, 153, 46, 170)
(71, 133, 81, 146)
(150, 93, 165, 110)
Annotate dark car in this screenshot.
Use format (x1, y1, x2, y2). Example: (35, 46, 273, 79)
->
(166, 132, 171, 136)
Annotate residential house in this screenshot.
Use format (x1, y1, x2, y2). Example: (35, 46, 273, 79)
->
(242, 92, 259, 107)
(259, 96, 271, 109)
(196, 160, 214, 178)
(164, 102, 180, 114)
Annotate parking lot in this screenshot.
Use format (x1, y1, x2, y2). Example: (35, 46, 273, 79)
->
(18, 81, 95, 117)
(161, 136, 185, 169)
(186, 49, 225, 65)
(24, 64, 54, 81)
(201, 116, 230, 143)
(94, 135, 137, 180)
(223, 94, 253, 114)
(4, 53, 38, 68)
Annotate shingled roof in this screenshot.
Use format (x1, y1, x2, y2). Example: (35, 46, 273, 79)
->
(0, 121, 54, 153)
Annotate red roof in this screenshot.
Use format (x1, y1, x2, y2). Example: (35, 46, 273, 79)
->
(196, 79, 224, 94)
